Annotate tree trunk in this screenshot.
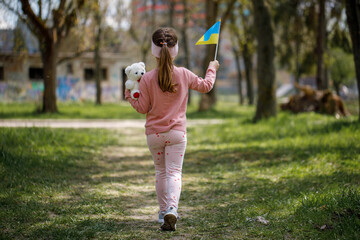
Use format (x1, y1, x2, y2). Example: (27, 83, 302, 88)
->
(229, 10, 244, 105)
(40, 40, 58, 113)
(324, 27, 329, 89)
(181, 0, 191, 104)
(316, 0, 326, 90)
(16, 0, 86, 113)
(198, 0, 218, 112)
(345, 0, 360, 121)
(169, 0, 175, 27)
(334, 82, 340, 96)
(197, 0, 236, 111)
(295, 35, 301, 83)
(243, 43, 254, 105)
(252, 0, 277, 122)
(95, 12, 102, 105)
(232, 47, 244, 104)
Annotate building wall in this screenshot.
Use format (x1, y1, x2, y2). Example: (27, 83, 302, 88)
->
(0, 54, 132, 102)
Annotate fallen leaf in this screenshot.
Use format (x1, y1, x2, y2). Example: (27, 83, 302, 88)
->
(255, 216, 269, 225)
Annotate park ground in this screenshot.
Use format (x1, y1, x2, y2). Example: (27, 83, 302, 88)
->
(0, 100, 360, 239)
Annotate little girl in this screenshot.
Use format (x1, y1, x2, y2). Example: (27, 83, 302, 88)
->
(125, 27, 219, 231)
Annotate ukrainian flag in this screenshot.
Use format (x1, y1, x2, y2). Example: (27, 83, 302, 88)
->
(196, 19, 221, 45)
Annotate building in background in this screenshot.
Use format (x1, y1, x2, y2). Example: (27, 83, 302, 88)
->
(0, 1, 242, 102)
(0, 22, 133, 102)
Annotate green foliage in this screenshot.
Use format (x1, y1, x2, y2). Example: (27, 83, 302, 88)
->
(329, 48, 356, 87)
(0, 102, 359, 239)
(329, 25, 353, 54)
(273, 0, 318, 77)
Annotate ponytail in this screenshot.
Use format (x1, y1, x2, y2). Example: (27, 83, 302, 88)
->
(152, 27, 178, 93)
(158, 44, 176, 93)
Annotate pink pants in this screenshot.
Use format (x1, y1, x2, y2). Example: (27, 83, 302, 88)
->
(147, 130, 187, 211)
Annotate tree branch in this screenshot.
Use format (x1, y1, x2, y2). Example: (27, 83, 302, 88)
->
(45, 0, 52, 21)
(57, 48, 93, 65)
(221, 0, 237, 28)
(129, 25, 140, 43)
(60, 0, 86, 39)
(38, 0, 42, 18)
(59, 0, 66, 11)
(19, 0, 51, 41)
(0, 0, 27, 23)
(53, 0, 67, 30)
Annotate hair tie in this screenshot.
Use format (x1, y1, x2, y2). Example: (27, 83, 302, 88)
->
(152, 41, 178, 58)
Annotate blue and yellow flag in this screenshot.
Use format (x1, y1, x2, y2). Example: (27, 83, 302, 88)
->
(196, 19, 221, 45)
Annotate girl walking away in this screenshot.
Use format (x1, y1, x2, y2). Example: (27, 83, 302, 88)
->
(125, 27, 219, 231)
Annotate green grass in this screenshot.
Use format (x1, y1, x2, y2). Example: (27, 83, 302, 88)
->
(1, 97, 357, 119)
(0, 102, 145, 119)
(0, 102, 359, 239)
(0, 100, 246, 120)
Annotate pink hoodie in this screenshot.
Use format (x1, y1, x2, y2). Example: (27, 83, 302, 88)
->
(125, 65, 216, 135)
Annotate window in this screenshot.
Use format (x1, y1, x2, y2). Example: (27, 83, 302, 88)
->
(29, 67, 43, 81)
(0, 66, 4, 81)
(84, 68, 107, 81)
(102, 68, 107, 80)
(84, 68, 94, 81)
(67, 64, 73, 74)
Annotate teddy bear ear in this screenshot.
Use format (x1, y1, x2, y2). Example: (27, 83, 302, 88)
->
(139, 62, 145, 68)
(125, 66, 131, 75)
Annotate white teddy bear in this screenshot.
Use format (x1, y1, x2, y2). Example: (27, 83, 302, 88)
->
(125, 62, 146, 100)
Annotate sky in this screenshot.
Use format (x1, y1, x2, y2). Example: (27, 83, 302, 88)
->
(0, 8, 17, 29)
(0, 0, 131, 30)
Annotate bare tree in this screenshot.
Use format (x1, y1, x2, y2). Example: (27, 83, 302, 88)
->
(198, 0, 237, 111)
(90, 0, 109, 105)
(169, 0, 175, 27)
(316, 0, 327, 90)
(229, 11, 244, 104)
(345, 0, 360, 121)
(252, 0, 277, 122)
(180, 0, 192, 104)
(239, 1, 255, 105)
(0, 0, 86, 113)
(129, 0, 157, 63)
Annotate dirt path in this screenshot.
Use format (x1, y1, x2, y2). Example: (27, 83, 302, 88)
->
(1, 119, 223, 238)
(0, 119, 223, 128)
(91, 127, 194, 238)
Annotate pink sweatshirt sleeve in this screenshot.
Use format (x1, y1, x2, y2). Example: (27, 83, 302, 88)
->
(187, 65, 217, 93)
(125, 79, 151, 114)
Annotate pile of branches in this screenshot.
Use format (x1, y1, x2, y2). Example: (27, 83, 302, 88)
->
(281, 82, 348, 117)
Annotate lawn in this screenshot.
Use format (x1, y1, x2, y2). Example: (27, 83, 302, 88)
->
(0, 102, 359, 239)
(0, 101, 145, 119)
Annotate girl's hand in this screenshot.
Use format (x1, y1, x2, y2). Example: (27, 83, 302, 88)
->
(209, 60, 220, 71)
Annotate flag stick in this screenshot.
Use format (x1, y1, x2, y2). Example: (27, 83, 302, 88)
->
(214, 19, 221, 61)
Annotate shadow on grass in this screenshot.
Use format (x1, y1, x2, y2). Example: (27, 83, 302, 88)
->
(180, 167, 360, 239)
(178, 137, 360, 238)
(0, 153, 160, 240)
(4, 216, 162, 239)
(189, 117, 360, 146)
(0, 128, 157, 239)
(1, 114, 359, 239)
(184, 141, 359, 175)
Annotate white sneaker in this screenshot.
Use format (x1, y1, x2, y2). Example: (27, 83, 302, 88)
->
(161, 206, 178, 231)
(158, 210, 166, 224)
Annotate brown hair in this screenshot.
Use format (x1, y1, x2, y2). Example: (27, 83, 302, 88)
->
(152, 28, 178, 93)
